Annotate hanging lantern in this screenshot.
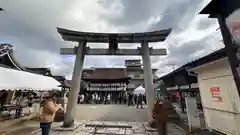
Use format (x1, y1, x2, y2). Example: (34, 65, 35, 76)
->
(226, 9, 240, 45)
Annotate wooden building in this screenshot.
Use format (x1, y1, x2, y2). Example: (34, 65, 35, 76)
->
(82, 68, 130, 96)
(125, 59, 157, 92)
(155, 48, 227, 113)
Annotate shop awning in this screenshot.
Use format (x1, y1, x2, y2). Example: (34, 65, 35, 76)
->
(0, 66, 61, 91)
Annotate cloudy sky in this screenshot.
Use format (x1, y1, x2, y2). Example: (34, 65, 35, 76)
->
(0, 0, 224, 79)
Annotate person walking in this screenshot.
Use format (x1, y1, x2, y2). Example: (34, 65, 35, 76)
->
(133, 95, 137, 106)
(39, 96, 62, 135)
(128, 93, 133, 106)
(15, 93, 25, 118)
(136, 93, 143, 109)
(97, 94, 100, 104)
(107, 94, 111, 104)
(77, 94, 81, 104)
(80, 94, 84, 104)
(27, 93, 34, 115)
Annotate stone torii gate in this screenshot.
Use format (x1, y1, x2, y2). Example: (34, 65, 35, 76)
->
(57, 27, 172, 127)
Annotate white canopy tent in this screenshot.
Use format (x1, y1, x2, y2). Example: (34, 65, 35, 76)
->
(0, 66, 61, 91)
(133, 85, 146, 95)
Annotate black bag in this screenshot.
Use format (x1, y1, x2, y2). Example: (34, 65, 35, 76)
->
(53, 109, 64, 122)
(28, 102, 33, 107)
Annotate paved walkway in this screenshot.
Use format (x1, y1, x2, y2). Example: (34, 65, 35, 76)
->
(75, 104, 148, 122)
(30, 120, 186, 135)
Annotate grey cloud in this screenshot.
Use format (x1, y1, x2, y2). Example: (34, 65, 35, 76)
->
(0, 0, 69, 51)
(196, 18, 218, 30)
(0, 0, 222, 78)
(148, 0, 203, 33)
(0, 0, 74, 75)
(153, 32, 224, 71)
(100, 0, 169, 28)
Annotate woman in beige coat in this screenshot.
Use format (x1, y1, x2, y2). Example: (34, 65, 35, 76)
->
(40, 96, 62, 135)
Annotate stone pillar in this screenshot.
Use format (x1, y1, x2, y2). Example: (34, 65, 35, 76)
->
(141, 41, 155, 122)
(63, 41, 86, 127)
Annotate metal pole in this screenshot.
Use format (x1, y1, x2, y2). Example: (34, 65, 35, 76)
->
(63, 41, 86, 127)
(217, 16, 240, 95)
(141, 41, 155, 122)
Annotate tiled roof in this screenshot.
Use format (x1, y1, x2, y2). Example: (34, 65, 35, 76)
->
(0, 44, 25, 70)
(82, 68, 128, 80)
(59, 80, 71, 88)
(155, 47, 226, 82)
(65, 80, 88, 89)
(25, 68, 52, 76)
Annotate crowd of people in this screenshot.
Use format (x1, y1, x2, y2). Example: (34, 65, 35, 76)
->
(76, 92, 147, 109)
(127, 93, 146, 108)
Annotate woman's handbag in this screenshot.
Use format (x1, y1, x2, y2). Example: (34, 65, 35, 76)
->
(53, 109, 64, 122)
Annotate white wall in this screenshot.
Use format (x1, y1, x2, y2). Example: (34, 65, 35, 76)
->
(193, 58, 240, 135)
(127, 79, 144, 89)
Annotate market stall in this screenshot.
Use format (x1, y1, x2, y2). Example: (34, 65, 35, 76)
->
(0, 66, 61, 120)
(0, 66, 61, 90)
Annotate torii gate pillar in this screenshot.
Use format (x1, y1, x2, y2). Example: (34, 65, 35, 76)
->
(63, 41, 86, 127)
(141, 41, 156, 122)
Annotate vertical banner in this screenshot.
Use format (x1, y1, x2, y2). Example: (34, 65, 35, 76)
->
(226, 9, 240, 45)
(176, 91, 180, 98)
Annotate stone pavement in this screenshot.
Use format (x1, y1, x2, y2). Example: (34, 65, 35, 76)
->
(30, 120, 186, 135)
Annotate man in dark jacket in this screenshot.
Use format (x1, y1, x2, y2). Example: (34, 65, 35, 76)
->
(136, 94, 143, 109)
(128, 93, 132, 106)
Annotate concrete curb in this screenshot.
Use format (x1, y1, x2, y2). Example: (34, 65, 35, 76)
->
(27, 121, 188, 135)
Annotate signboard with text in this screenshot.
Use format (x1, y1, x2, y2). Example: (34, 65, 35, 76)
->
(210, 87, 222, 102)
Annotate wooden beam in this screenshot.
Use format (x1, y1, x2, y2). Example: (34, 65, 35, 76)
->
(60, 48, 76, 55)
(61, 35, 167, 43)
(60, 48, 167, 56)
(57, 27, 172, 43)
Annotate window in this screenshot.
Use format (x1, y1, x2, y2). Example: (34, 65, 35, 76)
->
(128, 74, 134, 78)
